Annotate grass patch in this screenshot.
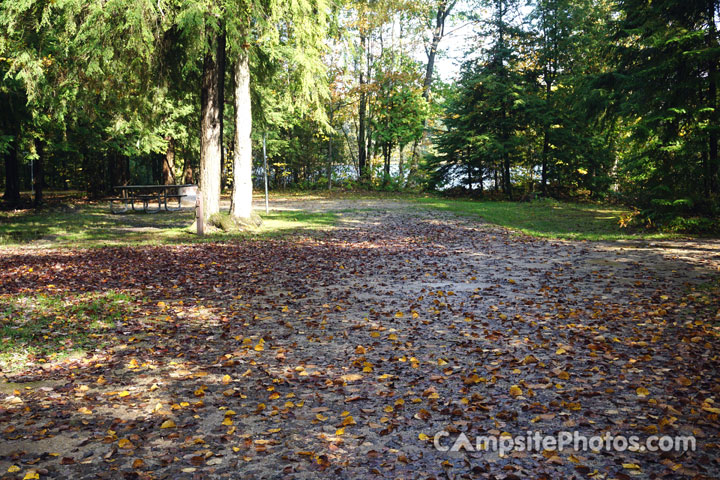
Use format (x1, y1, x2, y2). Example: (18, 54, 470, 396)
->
(192, 210, 336, 240)
(413, 197, 686, 241)
(0, 203, 195, 247)
(0, 198, 337, 248)
(0, 291, 134, 373)
(2, 190, 691, 245)
(0, 205, 121, 244)
(256, 210, 337, 235)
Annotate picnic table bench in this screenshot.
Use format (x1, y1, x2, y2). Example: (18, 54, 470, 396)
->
(108, 184, 197, 214)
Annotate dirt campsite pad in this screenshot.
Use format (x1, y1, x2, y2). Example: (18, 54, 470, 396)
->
(1, 198, 719, 479)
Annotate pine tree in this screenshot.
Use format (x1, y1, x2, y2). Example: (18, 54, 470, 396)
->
(615, 0, 720, 215)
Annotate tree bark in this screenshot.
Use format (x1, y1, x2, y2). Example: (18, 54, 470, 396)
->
(230, 45, 253, 220)
(357, 35, 368, 181)
(218, 29, 226, 191)
(163, 137, 176, 185)
(366, 122, 373, 180)
(199, 31, 224, 219)
(182, 149, 194, 184)
(423, 1, 455, 99)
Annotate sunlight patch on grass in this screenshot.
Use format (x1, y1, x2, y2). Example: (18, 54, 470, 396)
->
(0, 291, 134, 373)
(257, 210, 337, 235)
(413, 197, 683, 241)
(179, 210, 338, 242)
(0, 203, 337, 248)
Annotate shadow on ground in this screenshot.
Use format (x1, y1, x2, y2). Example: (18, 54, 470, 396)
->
(0, 204, 718, 479)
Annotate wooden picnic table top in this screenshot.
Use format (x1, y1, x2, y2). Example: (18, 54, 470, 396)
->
(109, 185, 197, 213)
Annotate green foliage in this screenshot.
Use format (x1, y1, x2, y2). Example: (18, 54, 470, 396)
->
(427, 0, 530, 196)
(370, 55, 428, 150)
(424, 0, 718, 231)
(0, 0, 717, 229)
(613, 0, 720, 215)
(619, 197, 720, 233)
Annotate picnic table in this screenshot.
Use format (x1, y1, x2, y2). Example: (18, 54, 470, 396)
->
(108, 184, 197, 214)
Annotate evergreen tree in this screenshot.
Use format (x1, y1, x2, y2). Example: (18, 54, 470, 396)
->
(615, 0, 720, 216)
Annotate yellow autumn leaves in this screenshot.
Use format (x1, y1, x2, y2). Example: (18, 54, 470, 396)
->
(118, 438, 134, 449)
(6, 467, 43, 480)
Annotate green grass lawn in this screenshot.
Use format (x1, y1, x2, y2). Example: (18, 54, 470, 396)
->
(0, 200, 337, 249)
(413, 197, 683, 241)
(0, 192, 696, 247)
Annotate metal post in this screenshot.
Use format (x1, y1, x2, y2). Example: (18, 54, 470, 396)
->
(263, 132, 269, 214)
(196, 193, 204, 236)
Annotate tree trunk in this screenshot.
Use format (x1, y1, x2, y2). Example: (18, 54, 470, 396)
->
(398, 145, 404, 185)
(230, 46, 253, 220)
(163, 137, 176, 185)
(501, 101, 512, 199)
(199, 32, 224, 219)
(122, 156, 130, 185)
(497, 0, 512, 200)
(326, 106, 334, 190)
(341, 124, 358, 173)
(34, 138, 44, 207)
(111, 152, 123, 187)
(478, 157, 483, 193)
(327, 133, 333, 191)
(357, 35, 368, 181)
(408, 139, 420, 185)
(85, 151, 106, 199)
(540, 69, 552, 196)
(183, 153, 194, 185)
(467, 161, 472, 191)
(383, 143, 391, 185)
(708, 0, 719, 193)
(408, 0, 457, 184)
(367, 125, 373, 181)
(3, 136, 21, 204)
(541, 128, 549, 195)
(218, 29, 226, 193)
(503, 152, 512, 199)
